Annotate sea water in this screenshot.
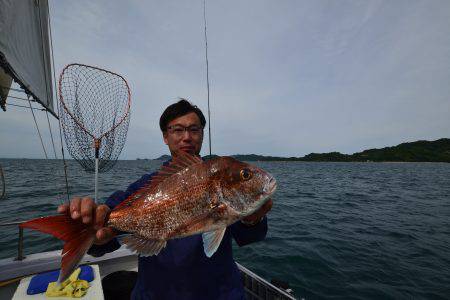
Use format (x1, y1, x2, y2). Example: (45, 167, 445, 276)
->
(0, 159, 449, 299)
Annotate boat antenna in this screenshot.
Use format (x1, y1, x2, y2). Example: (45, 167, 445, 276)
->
(203, 0, 212, 156)
(58, 63, 131, 203)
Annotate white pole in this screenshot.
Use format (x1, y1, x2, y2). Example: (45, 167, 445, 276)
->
(94, 157, 99, 203)
(94, 139, 100, 203)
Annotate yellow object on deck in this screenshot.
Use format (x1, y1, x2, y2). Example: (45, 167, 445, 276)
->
(45, 268, 90, 298)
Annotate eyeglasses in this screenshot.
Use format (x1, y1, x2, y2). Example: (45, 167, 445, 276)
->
(166, 125, 203, 136)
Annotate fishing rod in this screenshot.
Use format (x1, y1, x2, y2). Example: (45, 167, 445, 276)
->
(203, 0, 212, 157)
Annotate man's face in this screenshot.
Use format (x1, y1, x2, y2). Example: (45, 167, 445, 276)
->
(163, 112, 204, 157)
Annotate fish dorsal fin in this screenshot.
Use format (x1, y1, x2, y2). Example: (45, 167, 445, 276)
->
(114, 153, 202, 209)
(114, 179, 153, 209)
(122, 235, 167, 257)
(147, 152, 202, 190)
(202, 227, 226, 258)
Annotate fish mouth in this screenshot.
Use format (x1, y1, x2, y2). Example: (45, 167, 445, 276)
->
(264, 177, 277, 195)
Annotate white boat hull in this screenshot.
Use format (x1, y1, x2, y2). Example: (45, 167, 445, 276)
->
(0, 246, 296, 299)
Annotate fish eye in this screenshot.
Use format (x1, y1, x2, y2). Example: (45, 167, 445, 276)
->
(240, 168, 252, 181)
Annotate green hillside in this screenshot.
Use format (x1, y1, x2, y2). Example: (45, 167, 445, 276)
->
(231, 138, 450, 162)
(350, 138, 450, 162)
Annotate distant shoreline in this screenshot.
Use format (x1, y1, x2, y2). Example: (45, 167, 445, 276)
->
(159, 138, 450, 163)
(2, 138, 449, 163)
(1, 158, 448, 163)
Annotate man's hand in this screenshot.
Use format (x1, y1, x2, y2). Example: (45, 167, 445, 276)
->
(57, 197, 116, 245)
(241, 198, 273, 226)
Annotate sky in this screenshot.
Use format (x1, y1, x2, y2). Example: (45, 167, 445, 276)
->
(1, 0, 449, 159)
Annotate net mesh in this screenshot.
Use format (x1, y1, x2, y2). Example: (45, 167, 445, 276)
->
(58, 64, 131, 173)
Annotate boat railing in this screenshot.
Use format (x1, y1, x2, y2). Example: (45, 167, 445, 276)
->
(238, 263, 297, 300)
(0, 222, 25, 261)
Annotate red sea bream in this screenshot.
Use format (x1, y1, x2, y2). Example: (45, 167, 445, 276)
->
(20, 153, 277, 282)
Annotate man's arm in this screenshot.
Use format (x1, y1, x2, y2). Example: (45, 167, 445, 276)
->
(230, 216, 268, 247)
(230, 199, 272, 246)
(86, 191, 127, 257)
(87, 174, 155, 257)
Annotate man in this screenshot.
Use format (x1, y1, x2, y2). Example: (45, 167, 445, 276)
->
(58, 99, 273, 299)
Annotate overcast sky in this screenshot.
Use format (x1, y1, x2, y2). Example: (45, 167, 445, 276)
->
(1, 0, 449, 159)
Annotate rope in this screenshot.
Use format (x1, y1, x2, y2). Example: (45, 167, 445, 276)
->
(46, 110, 58, 159)
(28, 95, 48, 159)
(47, 0, 70, 203)
(5, 95, 37, 102)
(0, 85, 28, 93)
(203, 0, 212, 156)
(6, 102, 45, 111)
(37, 0, 51, 114)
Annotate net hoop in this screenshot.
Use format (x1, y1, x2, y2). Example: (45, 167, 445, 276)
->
(58, 63, 131, 173)
(58, 63, 131, 141)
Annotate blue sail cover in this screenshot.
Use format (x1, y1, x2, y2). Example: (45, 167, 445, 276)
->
(0, 0, 55, 116)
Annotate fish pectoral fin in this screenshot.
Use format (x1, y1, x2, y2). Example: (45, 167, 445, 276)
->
(202, 227, 226, 258)
(122, 235, 167, 257)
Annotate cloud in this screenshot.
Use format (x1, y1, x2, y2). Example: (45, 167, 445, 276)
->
(1, 0, 450, 158)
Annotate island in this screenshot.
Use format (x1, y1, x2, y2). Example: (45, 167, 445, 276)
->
(152, 139, 450, 163)
(234, 138, 450, 162)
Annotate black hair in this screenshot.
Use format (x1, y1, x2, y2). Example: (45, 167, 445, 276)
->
(159, 98, 206, 132)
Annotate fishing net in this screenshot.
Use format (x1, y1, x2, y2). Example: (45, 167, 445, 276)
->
(58, 63, 131, 173)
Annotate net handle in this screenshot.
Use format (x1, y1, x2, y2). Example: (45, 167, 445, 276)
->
(58, 63, 132, 141)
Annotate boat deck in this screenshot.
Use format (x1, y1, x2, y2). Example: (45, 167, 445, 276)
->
(0, 246, 296, 299)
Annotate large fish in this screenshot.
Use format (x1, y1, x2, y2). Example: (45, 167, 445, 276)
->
(20, 153, 277, 283)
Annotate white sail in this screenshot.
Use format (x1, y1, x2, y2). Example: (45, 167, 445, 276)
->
(0, 0, 55, 115)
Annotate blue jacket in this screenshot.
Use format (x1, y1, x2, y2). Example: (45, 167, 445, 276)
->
(88, 164, 268, 300)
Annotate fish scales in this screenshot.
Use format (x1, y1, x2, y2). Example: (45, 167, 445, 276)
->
(108, 162, 216, 239)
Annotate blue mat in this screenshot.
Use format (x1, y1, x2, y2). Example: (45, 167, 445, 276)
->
(27, 265, 94, 295)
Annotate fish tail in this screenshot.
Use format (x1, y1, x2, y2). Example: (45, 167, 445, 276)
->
(20, 215, 96, 283)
